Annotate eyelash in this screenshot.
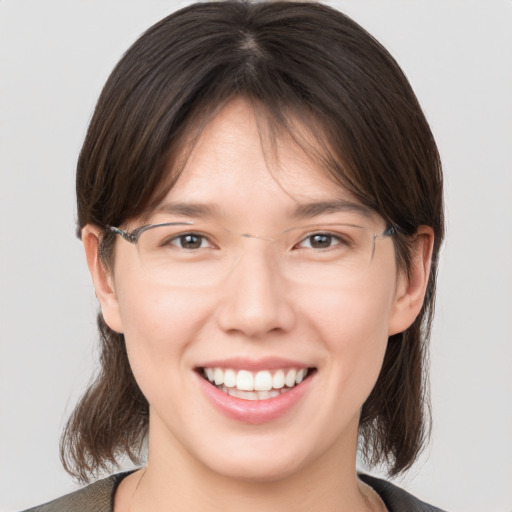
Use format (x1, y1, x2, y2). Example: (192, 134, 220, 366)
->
(164, 231, 349, 251)
(166, 233, 214, 250)
(296, 233, 347, 250)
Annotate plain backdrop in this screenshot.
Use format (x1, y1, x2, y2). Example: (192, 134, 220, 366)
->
(1, 1, 511, 511)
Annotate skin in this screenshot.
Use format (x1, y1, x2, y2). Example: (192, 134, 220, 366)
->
(83, 99, 433, 512)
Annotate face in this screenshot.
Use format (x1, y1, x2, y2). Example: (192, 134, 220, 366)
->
(90, 99, 419, 483)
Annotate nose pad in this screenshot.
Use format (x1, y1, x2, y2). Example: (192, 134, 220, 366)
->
(216, 239, 296, 338)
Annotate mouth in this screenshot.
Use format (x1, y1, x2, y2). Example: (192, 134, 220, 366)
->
(199, 366, 316, 401)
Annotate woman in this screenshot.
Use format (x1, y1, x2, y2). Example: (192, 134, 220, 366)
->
(25, 1, 444, 511)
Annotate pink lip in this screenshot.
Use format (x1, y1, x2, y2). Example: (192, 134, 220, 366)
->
(199, 356, 310, 371)
(195, 369, 314, 425)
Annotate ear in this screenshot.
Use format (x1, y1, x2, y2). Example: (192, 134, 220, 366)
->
(388, 226, 434, 336)
(82, 224, 124, 333)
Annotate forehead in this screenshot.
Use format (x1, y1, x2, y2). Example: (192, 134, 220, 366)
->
(153, 99, 377, 225)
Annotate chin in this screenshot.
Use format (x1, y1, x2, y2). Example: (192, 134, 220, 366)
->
(187, 427, 327, 485)
(205, 452, 307, 484)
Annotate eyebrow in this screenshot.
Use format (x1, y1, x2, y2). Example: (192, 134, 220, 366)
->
(152, 199, 373, 221)
(154, 202, 220, 218)
(291, 200, 374, 219)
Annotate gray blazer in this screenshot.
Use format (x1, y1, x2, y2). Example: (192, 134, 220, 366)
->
(23, 472, 447, 511)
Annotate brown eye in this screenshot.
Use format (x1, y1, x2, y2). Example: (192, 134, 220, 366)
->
(308, 234, 333, 249)
(171, 233, 209, 249)
(298, 233, 344, 250)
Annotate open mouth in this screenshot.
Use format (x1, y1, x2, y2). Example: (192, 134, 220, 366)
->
(199, 367, 316, 401)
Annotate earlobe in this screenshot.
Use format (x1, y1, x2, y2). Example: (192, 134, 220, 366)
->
(82, 224, 124, 333)
(388, 226, 434, 336)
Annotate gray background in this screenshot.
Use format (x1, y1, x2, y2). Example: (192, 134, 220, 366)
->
(1, 1, 511, 511)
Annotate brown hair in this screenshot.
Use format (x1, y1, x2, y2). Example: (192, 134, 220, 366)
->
(63, 0, 444, 483)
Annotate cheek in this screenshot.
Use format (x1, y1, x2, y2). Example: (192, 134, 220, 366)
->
(113, 277, 211, 387)
(113, 242, 211, 347)
(302, 278, 396, 388)
(304, 276, 396, 343)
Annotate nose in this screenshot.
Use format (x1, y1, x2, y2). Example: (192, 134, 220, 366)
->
(216, 241, 296, 338)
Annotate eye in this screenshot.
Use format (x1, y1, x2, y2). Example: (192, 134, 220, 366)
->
(168, 233, 212, 250)
(297, 232, 346, 250)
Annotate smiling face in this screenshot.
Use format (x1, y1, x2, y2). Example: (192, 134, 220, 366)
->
(85, 99, 425, 484)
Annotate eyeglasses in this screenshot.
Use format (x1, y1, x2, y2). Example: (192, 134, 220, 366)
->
(107, 221, 395, 287)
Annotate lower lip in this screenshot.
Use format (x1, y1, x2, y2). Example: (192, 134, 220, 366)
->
(196, 373, 313, 424)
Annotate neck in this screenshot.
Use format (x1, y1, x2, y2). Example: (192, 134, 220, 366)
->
(126, 416, 378, 512)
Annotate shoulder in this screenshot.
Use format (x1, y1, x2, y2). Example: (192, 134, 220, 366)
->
(22, 471, 447, 512)
(20, 472, 130, 512)
(359, 473, 448, 512)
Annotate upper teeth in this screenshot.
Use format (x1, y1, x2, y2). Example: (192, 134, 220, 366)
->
(204, 367, 308, 391)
